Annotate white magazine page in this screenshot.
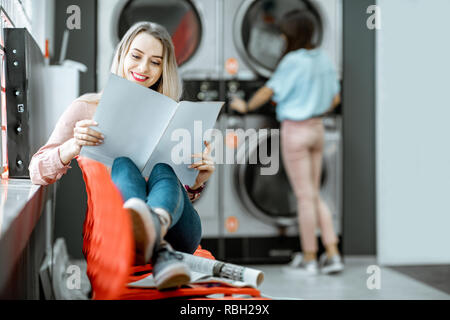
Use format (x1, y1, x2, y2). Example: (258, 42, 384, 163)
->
(127, 271, 252, 288)
(127, 271, 209, 288)
(142, 100, 223, 186)
(80, 74, 178, 171)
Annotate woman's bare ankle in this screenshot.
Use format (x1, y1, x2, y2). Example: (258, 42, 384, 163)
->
(325, 243, 340, 259)
(153, 208, 172, 239)
(303, 251, 317, 262)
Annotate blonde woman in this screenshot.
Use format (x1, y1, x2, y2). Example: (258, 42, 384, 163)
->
(29, 22, 215, 289)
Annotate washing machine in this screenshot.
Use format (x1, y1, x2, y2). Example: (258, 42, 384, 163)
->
(206, 113, 342, 263)
(222, 0, 342, 80)
(191, 155, 221, 237)
(97, 0, 222, 90)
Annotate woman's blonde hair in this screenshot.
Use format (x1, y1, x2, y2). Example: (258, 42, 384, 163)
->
(79, 21, 182, 104)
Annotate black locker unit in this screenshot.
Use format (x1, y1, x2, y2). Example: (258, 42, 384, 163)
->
(4, 28, 45, 178)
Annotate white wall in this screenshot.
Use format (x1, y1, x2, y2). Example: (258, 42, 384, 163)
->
(0, 0, 53, 54)
(376, 0, 450, 265)
(97, 0, 125, 90)
(0, 0, 53, 48)
(31, 0, 54, 56)
(0, 0, 32, 30)
(314, 0, 343, 78)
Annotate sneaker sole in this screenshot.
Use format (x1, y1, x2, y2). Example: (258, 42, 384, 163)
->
(321, 263, 344, 274)
(154, 263, 191, 290)
(124, 198, 157, 265)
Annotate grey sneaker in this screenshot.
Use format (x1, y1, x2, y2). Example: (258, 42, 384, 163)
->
(124, 198, 161, 265)
(152, 242, 191, 290)
(282, 252, 319, 276)
(319, 253, 344, 274)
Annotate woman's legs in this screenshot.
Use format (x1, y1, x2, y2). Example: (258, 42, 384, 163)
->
(310, 134, 339, 258)
(146, 163, 185, 227)
(163, 188, 202, 254)
(145, 163, 201, 290)
(146, 163, 202, 254)
(281, 121, 320, 258)
(111, 158, 202, 254)
(111, 157, 147, 201)
(112, 157, 156, 265)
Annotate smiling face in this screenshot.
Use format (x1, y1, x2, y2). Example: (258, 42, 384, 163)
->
(123, 32, 164, 88)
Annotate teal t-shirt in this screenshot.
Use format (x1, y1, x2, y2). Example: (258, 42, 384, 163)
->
(266, 48, 340, 122)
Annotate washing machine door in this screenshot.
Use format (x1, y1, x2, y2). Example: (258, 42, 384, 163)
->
(234, 127, 328, 227)
(117, 0, 202, 66)
(234, 0, 323, 78)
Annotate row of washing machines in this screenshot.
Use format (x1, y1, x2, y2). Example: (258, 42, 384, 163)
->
(192, 112, 342, 263)
(97, 0, 343, 263)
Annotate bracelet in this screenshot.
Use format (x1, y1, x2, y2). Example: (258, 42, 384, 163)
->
(185, 183, 205, 194)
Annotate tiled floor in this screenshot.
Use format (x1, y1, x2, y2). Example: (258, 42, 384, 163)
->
(247, 256, 450, 300)
(71, 256, 450, 300)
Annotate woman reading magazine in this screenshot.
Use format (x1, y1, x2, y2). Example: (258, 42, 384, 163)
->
(29, 22, 215, 290)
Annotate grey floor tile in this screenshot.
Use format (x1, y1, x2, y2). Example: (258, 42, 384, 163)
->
(389, 265, 450, 295)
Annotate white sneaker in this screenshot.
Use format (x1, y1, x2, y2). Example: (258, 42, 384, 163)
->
(319, 253, 344, 274)
(152, 242, 191, 290)
(282, 252, 319, 276)
(124, 198, 161, 265)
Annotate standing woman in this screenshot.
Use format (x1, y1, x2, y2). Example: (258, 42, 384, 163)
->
(230, 9, 343, 275)
(29, 22, 215, 289)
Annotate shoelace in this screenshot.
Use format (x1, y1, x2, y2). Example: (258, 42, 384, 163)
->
(156, 245, 184, 262)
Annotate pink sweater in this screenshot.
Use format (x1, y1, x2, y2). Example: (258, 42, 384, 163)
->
(28, 98, 202, 201)
(29, 98, 96, 185)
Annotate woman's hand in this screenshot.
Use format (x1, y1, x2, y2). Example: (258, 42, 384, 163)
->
(230, 97, 248, 114)
(59, 120, 104, 165)
(73, 120, 104, 149)
(189, 141, 215, 189)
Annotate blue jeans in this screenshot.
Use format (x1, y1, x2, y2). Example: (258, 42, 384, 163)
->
(111, 157, 202, 254)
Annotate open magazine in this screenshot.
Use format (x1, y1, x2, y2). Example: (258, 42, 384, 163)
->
(80, 74, 223, 186)
(128, 252, 265, 289)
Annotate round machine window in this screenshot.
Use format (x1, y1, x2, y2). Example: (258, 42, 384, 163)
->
(237, 0, 322, 78)
(243, 158, 327, 220)
(118, 0, 202, 67)
(244, 160, 297, 220)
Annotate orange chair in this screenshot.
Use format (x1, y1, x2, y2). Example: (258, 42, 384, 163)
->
(77, 157, 265, 300)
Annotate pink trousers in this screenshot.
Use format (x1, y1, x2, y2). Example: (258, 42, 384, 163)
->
(281, 118, 338, 253)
